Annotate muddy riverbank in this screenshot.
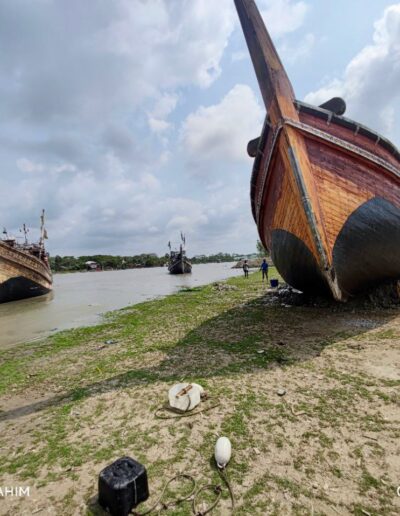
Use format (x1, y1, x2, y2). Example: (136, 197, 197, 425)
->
(0, 271, 399, 515)
(0, 263, 241, 349)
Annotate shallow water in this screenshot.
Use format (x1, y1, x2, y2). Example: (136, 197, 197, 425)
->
(0, 263, 241, 349)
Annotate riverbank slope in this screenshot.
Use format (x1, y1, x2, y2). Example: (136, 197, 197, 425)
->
(0, 271, 399, 514)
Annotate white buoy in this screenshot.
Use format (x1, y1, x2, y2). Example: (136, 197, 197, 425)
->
(191, 383, 205, 396)
(168, 383, 201, 412)
(215, 437, 232, 469)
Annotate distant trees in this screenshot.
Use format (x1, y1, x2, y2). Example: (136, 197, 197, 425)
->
(256, 239, 269, 257)
(49, 253, 168, 272)
(49, 251, 243, 272)
(54, 255, 62, 271)
(190, 252, 238, 264)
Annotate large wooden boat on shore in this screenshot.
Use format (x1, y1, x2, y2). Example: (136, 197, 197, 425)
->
(168, 234, 192, 274)
(235, 0, 400, 301)
(0, 210, 52, 303)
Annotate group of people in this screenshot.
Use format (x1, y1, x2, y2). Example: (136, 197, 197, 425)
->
(242, 258, 269, 281)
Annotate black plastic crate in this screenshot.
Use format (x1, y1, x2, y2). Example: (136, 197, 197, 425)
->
(98, 457, 149, 516)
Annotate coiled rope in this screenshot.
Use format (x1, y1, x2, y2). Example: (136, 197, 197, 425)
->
(137, 394, 233, 513)
(133, 462, 234, 515)
(154, 401, 220, 419)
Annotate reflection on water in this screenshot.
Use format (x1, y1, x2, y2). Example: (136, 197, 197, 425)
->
(0, 263, 241, 349)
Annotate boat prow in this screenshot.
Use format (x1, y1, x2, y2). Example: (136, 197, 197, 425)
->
(0, 212, 53, 303)
(235, 0, 400, 301)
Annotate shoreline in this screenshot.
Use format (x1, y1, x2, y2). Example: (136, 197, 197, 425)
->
(1, 270, 399, 515)
(0, 262, 242, 351)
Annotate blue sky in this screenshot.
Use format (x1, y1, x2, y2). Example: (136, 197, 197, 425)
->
(0, 0, 399, 256)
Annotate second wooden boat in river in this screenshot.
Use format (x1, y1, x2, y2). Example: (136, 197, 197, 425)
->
(168, 233, 192, 274)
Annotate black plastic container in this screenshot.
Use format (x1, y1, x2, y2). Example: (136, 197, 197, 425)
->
(98, 457, 149, 516)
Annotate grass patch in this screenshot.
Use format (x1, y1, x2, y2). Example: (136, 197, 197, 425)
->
(1, 270, 399, 515)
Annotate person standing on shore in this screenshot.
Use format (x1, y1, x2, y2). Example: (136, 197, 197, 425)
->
(243, 260, 249, 278)
(260, 258, 269, 282)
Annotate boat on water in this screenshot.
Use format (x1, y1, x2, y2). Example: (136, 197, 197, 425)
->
(168, 233, 192, 274)
(235, 0, 400, 301)
(0, 210, 52, 303)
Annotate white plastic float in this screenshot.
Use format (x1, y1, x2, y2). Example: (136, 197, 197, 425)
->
(215, 437, 232, 469)
(168, 383, 202, 412)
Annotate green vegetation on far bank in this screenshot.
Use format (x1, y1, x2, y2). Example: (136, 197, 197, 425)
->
(50, 252, 253, 272)
(1, 270, 399, 515)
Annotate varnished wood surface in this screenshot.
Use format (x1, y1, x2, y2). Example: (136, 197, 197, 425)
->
(0, 241, 53, 295)
(306, 135, 400, 260)
(299, 111, 400, 170)
(236, 0, 400, 299)
(254, 113, 400, 298)
(260, 140, 318, 259)
(234, 0, 297, 122)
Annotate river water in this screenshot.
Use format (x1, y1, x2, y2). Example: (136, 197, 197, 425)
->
(0, 263, 241, 349)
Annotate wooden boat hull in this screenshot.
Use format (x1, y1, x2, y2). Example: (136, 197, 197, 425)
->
(0, 241, 52, 304)
(235, 0, 400, 301)
(253, 107, 400, 300)
(168, 259, 192, 274)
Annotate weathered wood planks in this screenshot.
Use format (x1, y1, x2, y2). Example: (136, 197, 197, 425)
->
(235, 0, 400, 300)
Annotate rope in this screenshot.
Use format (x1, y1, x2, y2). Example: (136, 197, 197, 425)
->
(192, 483, 222, 516)
(133, 474, 196, 515)
(193, 465, 235, 515)
(132, 462, 234, 515)
(136, 396, 233, 514)
(154, 400, 220, 420)
(218, 466, 235, 513)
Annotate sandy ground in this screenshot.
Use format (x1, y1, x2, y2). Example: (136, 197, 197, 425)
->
(0, 275, 399, 515)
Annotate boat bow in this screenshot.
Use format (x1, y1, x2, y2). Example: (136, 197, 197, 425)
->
(234, 0, 344, 298)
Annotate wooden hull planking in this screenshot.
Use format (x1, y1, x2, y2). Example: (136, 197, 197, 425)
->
(0, 241, 52, 304)
(255, 109, 400, 299)
(235, 0, 400, 300)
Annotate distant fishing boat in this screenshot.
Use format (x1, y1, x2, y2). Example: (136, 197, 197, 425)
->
(235, 0, 400, 301)
(0, 210, 53, 303)
(168, 233, 192, 274)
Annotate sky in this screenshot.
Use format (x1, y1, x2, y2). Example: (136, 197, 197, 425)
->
(0, 0, 399, 256)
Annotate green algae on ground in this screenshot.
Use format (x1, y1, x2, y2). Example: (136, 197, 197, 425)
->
(0, 269, 399, 515)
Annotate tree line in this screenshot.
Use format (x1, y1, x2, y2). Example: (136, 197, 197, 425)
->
(49, 252, 244, 272)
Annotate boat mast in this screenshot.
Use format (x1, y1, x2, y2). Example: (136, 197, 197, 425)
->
(39, 209, 45, 259)
(234, 0, 337, 297)
(234, 0, 298, 123)
(21, 223, 29, 245)
(180, 232, 185, 272)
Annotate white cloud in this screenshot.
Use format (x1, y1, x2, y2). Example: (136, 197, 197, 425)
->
(151, 93, 179, 119)
(181, 84, 263, 171)
(16, 158, 76, 175)
(279, 33, 315, 63)
(140, 173, 160, 191)
(304, 3, 400, 142)
(147, 92, 179, 133)
(148, 117, 171, 133)
(52, 163, 77, 174)
(0, 1, 263, 256)
(16, 158, 45, 173)
(99, 0, 235, 92)
(260, 0, 309, 38)
(0, 0, 236, 127)
(231, 50, 248, 63)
